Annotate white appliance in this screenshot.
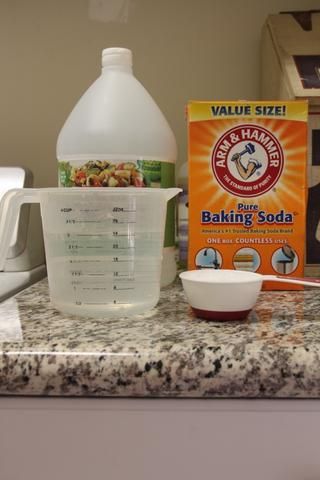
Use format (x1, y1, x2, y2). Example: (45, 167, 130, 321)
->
(0, 167, 46, 301)
(261, 10, 320, 275)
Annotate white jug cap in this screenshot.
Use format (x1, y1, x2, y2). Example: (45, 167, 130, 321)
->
(102, 48, 132, 68)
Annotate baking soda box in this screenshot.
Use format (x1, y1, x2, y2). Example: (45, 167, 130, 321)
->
(187, 100, 308, 289)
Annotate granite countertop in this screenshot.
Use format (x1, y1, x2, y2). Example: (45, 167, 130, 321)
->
(0, 278, 320, 398)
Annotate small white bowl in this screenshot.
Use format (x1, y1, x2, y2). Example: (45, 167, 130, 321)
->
(179, 269, 263, 321)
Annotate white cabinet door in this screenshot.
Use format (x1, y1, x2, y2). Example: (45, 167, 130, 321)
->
(1, 397, 320, 480)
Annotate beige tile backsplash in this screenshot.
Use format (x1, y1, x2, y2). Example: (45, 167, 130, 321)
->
(0, 0, 319, 186)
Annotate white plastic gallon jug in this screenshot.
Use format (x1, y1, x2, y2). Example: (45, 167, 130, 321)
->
(56, 47, 178, 287)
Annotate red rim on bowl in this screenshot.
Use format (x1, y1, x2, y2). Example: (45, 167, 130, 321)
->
(191, 307, 251, 321)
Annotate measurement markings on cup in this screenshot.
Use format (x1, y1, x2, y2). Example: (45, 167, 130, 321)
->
(73, 220, 103, 223)
(113, 286, 135, 291)
(113, 220, 136, 225)
(113, 207, 136, 213)
(67, 204, 138, 309)
(70, 260, 101, 263)
(112, 206, 137, 225)
(82, 287, 107, 291)
(112, 233, 136, 237)
(114, 273, 133, 277)
(112, 257, 134, 262)
(112, 278, 135, 282)
(86, 273, 106, 276)
(79, 209, 100, 212)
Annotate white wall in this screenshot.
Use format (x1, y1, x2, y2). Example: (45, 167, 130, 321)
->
(0, 0, 319, 185)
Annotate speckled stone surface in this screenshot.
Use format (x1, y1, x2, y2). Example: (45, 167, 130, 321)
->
(0, 278, 320, 398)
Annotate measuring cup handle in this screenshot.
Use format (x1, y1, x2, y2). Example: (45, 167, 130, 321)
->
(0, 188, 40, 271)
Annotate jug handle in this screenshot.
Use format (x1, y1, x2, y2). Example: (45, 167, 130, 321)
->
(0, 188, 40, 271)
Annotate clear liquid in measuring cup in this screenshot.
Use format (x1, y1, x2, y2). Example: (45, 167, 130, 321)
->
(42, 194, 165, 318)
(46, 244, 162, 317)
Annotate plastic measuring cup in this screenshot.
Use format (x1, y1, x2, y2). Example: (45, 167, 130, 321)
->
(0, 187, 181, 318)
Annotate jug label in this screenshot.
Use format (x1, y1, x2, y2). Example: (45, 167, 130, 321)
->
(58, 158, 175, 248)
(188, 100, 308, 290)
